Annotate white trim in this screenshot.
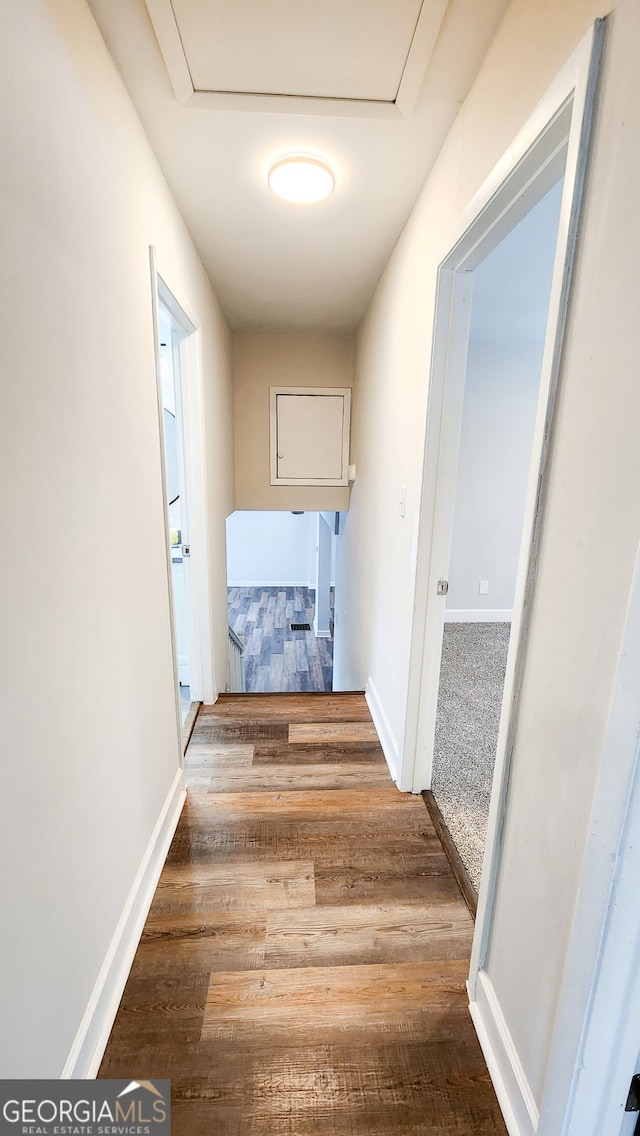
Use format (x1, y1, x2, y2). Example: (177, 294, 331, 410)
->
(401, 270, 474, 794)
(444, 106, 570, 275)
(227, 580, 337, 589)
(149, 250, 184, 766)
(172, 324, 202, 699)
(142, 0, 193, 104)
(394, 0, 449, 118)
(444, 608, 512, 623)
(366, 677, 400, 784)
(313, 512, 333, 638)
(468, 970, 539, 1136)
(61, 771, 186, 1079)
(155, 263, 218, 707)
(228, 579, 314, 588)
(142, 0, 447, 120)
(170, 90, 403, 119)
(182, 328, 217, 701)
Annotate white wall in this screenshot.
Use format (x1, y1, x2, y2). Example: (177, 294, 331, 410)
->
(226, 511, 337, 588)
(232, 330, 354, 511)
(226, 511, 315, 586)
(446, 182, 563, 618)
(335, 0, 640, 1120)
(0, 0, 233, 1076)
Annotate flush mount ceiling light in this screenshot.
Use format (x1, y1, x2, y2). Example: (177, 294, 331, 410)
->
(268, 156, 335, 204)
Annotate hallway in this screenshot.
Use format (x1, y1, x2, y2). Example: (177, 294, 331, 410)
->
(99, 693, 506, 1134)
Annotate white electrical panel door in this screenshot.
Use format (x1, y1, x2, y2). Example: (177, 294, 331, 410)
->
(277, 395, 343, 479)
(270, 387, 351, 486)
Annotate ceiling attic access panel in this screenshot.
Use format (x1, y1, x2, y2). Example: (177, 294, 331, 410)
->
(270, 388, 351, 487)
(142, 0, 449, 117)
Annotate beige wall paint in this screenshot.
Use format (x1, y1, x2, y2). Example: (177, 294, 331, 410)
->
(233, 330, 354, 511)
(334, 0, 640, 1112)
(0, 0, 233, 1076)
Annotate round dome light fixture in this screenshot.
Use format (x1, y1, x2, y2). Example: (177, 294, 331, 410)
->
(268, 156, 335, 204)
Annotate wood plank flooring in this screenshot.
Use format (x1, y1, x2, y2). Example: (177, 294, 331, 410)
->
(99, 693, 507, 1135)
(228, 587, 334, 692)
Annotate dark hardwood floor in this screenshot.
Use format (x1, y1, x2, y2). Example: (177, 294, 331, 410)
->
(99, 693, 507, 1135)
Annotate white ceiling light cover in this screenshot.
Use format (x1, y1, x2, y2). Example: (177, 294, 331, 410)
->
(268, 157, 335, 204)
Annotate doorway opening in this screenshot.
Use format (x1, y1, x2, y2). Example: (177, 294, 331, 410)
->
(430, 180, 564, 893)
(157, 304, 192, 723)
(400, 24, 603, 1011)
(151, 258, 215, 751)
(225, 510, 337, 692)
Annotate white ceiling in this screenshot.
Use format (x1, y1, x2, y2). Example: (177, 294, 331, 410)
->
(87, 0, 510, 331)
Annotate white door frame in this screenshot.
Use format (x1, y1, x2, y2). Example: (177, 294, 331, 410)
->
(399, 19, 604, 991)
(157, 279, 206, 702)
(149, 250, 216, 728)
(157, 303, 192, 688)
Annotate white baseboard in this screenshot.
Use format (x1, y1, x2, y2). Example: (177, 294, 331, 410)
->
(445, 609, 512, 623)
(468, 970, 539, 1136)
(61, 769, 186, 1079)
(227, 579, 312, 588)
(365, 676, 400, 784)
(227, 581, 336, 589)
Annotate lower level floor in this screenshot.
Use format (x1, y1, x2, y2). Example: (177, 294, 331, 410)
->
(228, 586, 334, 692)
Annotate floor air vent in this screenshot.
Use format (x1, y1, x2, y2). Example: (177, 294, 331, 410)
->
(291, 622, 312, 631)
